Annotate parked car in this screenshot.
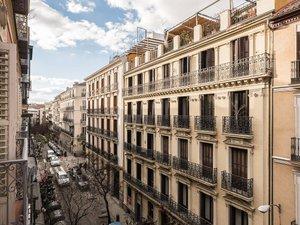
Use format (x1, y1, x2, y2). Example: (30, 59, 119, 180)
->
(75, 174, 89, 191)
(47, 150, 56, 160)
(46, 201, 61, 212)
(53, 221, 67, 225)
(69, 166, 82, 179)
(49, 209, 65, 225)
(54, 167, 70, 186)
(50, 158, 61, 167)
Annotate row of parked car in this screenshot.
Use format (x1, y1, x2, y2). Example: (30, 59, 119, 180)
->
(40, 175, 66, 225)
(69, 166, 90, 191)
(48, 142, 63, 156)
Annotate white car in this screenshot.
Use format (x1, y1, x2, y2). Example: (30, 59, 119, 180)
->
(55, 169, 70, 186)
(50, 158, 61, 167)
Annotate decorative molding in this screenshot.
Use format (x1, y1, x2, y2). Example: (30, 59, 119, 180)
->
(249, 88, 264, 97)
(224, 138, 254, 150)
(215, 92, 228, 100)
(196, 133, 217, 143)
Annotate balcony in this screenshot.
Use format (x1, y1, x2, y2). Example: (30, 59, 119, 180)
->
(144, 115, 155, 126)
(157, 115, 171, 128)
(124, 115, 133, 124)
(173, 157, 217, 185)
(291, 137, 300, 162)
(123, 53, 271, 97)
(221, 171, 253, 200)
(231, 1, 257, 25)
(156, 152, 172, 167)
(291, 61, 300, 84)
(105, 108, 111, 115)
(194, 116, 216, 133)
(134, 145, 155, 161)
(124, 142, 134, 153)
(222, 116, 253, 136)
(124, 173, 211, 225)
(111, 107, 118, 115)
(133, 115, 143, 125)
(173, 115, 190, 129)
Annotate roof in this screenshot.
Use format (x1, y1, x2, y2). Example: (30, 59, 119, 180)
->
(270, 0, 300, 28)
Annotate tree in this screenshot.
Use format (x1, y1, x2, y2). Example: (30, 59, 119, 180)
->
(86, 163, 113, 224)
(59, 183, 97, 225)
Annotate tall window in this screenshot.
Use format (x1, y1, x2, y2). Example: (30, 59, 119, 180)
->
(162, 136, 169, 155)
(127, 130, 131, 143)
(147, 133, 154, 150)
(127, 158, 131, 175)
(200, 192, 213, 223)
(147, 168, 154, 187)
(178, 97, 189, 116)
(147, 201, 154, 220)
(127, 102, 132, 115)
(163, 63, 170, 78)
(162, 98, 170, 116)
(136, 131, 142, 147)
(180, 57, 190, 74)
(231, 148, 248, 179)
(230, 91, 249, 117)
(137, 101, 142, 115)
(200, 48, 215, 69)
(232, 36, 249, 61)
(229, 206, 248, 225)
(178, 182, 188, 210)
(161, 174, 169, 196)
(201, 143, 213, 168)
(201, 94, 214, 116)
(148, 100, 155, 116)
(136, 163, 142, 180)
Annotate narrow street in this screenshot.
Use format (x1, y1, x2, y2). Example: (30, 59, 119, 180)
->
(37, 140, 129, 225)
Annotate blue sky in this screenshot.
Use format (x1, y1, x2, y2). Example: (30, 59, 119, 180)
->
(29, 0, 243, 103)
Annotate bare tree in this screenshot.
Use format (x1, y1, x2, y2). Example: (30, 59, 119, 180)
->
(59, 183, 97, 225)
(86, 163, 113, 224)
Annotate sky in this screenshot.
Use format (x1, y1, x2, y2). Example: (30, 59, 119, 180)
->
(29, 0, 245, 103)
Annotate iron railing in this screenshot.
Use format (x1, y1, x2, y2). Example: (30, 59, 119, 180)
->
(194, 116, 216, 132)
(164, 41, 173, 53)
(124, 173, 212, 225)
(124, 115, 133, 123)
(173, 157, 217, 184)
(231, 1, 257, 25)
(157, 115, 171, 127)
(124, 142, 134, 152)
(173, 115, 190, 129)
(123, 53, 271, 97)
(291, 60, 300, 84)
(221, 171, 253, 198)
(144, 115, 155, 126)
(156, 151, 172, 166)
(134, 145, 155, 160)
(133, 115, 143, 124)
(202, 18, 220, 37)
(291, 137, 300, 161)
(222, 116, 253, 135)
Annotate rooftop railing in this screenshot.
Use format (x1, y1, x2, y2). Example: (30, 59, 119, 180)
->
(231, 1, 257, 25)
(123, 53, 271, 97)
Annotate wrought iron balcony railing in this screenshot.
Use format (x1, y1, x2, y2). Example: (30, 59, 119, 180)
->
(157, 115, 171, 127)
(291, 60, 300, 84)
(124, 142, 134, 152)
(123, 53, 271, 97)
(156, 151, 172, 166)
(173, 156, 217, 184)
(291, 137, 300, 162)
(134, 145, 155, 160)
(133, 115, 143, 124)
(124, 114, 133, 123)
(221, 171, 253, 198)
(124, 173, 211, 225)
(194, 116, 216, 132)
(144, 115, 155, 126)
(222, 116, 253, 135)
(173, 115, 190, 129)
(231, 1, 257, 25)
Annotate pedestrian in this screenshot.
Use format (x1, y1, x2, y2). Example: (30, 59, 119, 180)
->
(83, 162, 87, 171)
(64, 151, 67, 157)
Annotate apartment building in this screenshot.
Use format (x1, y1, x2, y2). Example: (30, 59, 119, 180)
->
(85, 56, 124, 200)
(270, 1, 300, 225)
(0, 0, 33, 225)
(55, 82, 86, 155)
(121, 1, 279, 225)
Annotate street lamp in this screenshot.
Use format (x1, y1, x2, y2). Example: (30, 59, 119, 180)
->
(257, 204, 281, 225)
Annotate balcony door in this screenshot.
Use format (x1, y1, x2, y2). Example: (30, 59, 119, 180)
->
(148, 100, 154, 116)
(137, 101, 142, 116)
(162, 136, 169, 155)
(163, 63, 170, 88)
(178, 97, 189, 116)
(230, 91, 249, 117)
(229, 206, 248, 225)
(162, 98, 170, 116)
(179, 139, 188, 170)
(127, 102, 132, 115)
(137, 73, 143, 93)
(202, 143, 213, 175)
(127, 130, 131, 143)
(199, 48, 215, 82)
(136, 131, 142, 147)
(232, 36, 249, 61)
(201, 94, 214, 116)
(147, 168, 154, 188)
(136, 163, 142, 181)
(200, 192, 213, 224)
(149, 69, 155, 91)
(180, 57, 190, 74)
(178, 182, 188, 210)
(231, 148, 248, 192)
(161, 174, 169, 197)
(127, 158, 132, 175)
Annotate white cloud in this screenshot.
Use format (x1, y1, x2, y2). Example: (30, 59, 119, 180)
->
(30, 75, 78, 103)
(66, 0, 96, 13)
(29, 0, 135, 51)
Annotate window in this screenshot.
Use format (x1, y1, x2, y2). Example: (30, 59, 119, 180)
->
(128, 77, 133, 88)
(127, 102, 132, 115)
(163, 63, 170, 78)
(127, 130, 131, 143)
(137, 101, 142, 115)
(161, 174, 169, 196)
(136, 163, 142, 180)
(162, 136, 169, 155)
(201, 143, 213, 168)
(147, 133, 154, 151)
(178, 97, 189, 116)
(231, 148, 248, 179)
(178, 139, 188, 169)
(200, 48, 215, 69)
(201, 94, 214, 116)
(229, 206, 248, 225)
(127, 158, 132, 175)
(147, 168, 154, 187)
(230, 91, 249, 117)
(136, 131, 142, 147)
(232, 36, 249, 61)
(178, 182, 188, 210)
(162, 98, 170, 116)
(180, 57, 190, 74)
(147, 201, 154, 220)
(137, 73, 143, 85)
(148, 100, 155, 115)
(200, 192, 213, 223)
(127, 186, 132, 204)
(107, 119, 110, 131)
